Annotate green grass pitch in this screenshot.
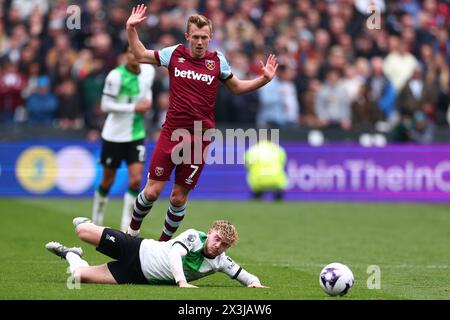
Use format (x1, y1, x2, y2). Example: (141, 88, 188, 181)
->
(0, 198, 449, 300)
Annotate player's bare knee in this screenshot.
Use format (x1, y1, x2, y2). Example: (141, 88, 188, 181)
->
(170, 194, 187, 207)
(76, 224, 92, 241)
(144, 187, 160, 201)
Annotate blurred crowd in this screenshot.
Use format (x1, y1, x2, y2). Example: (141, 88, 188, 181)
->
(0, 0, 449, 143)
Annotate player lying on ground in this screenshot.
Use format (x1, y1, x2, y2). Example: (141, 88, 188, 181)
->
(45, 218, 267, 288)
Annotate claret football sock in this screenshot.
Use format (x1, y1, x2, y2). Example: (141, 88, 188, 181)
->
(129, 191, 154, 234)
(159, 202, 187, 241)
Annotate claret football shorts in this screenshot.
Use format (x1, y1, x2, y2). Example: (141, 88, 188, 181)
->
(148, 126, 211, 189)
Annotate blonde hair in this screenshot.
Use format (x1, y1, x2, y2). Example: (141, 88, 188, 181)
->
(212, 220, 238, 245)
(186, 14, 213, 34)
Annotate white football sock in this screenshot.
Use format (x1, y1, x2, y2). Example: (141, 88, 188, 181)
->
(92, 191, 108, 226)
(66, 252, 89, 275)
(120, 191, 135, 232)
(127, 226, 140, 237)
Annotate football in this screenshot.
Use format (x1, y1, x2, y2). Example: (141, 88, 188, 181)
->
(319, 262, 354, 296)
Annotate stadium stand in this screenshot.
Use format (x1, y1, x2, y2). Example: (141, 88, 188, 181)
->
(0, 0, 449, 144)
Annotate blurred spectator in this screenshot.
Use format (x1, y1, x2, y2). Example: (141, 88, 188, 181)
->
(72, 48, 95, 80)
(278, 63, 300, 126)
(352, 81, 383, 130)
(429, 53, 450, 126)
(398, 0, 421, 22)
(0, 60, 27, 122)
(433, 27, 450, 62)
(341, 64, 365, 105)
(81, 57, 108, 139)
(397, 65, 438, 121)
(21, 62, 41, 99)
(3, 25, 28, 64)
(107, 5, 130, 53)
(0, 20, 10, 57)
(299, 79, 321, 129)
(383, 36, 418, 92)
(169, 0, 199, 31)
(351, 58, 388, 130)
(354, 0, 386, 15)
(257, 64, 296, 128)
(391, 63, 439, 143)
(225, 7, 257, 53)
(295, 58, 320, 128)
(50, 59, 73, 90)
(11, 0, 49, 20)
(315, 68, 352, 131)
(366, 56, 397, 124)
(26, 75, 58, 125)
(217, 51, 259, 123)
(56, 79, 83, 129)
(390, 109, 435, 144)
(318, 45, 347, 81)
(46, 34, 78, 71)
(89, 32, 117, 71)
(28, 6, 44, 37)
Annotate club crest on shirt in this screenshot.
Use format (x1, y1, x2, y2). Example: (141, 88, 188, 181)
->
(205, 59, 215, 71)
(187, 234, 197, 242)
(155, 166, 164, 177)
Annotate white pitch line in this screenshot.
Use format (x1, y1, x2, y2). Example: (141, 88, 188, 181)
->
(5, 260, 67, 264)
(244, 262, 449, 269)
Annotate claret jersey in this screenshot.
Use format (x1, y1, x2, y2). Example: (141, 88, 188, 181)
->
(139, 229, 259, 286)
(154, 44, 233, 130)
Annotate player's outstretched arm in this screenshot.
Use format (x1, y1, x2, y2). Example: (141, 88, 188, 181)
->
(223, 54, 278, 95)
(168, 244, 199, 288)
(126, 4, 157, 64)
(219, 255, 269, 288)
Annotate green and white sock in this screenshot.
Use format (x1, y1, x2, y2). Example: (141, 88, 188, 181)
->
(92, 186, 109, 226)
(120, 188, 139, 232)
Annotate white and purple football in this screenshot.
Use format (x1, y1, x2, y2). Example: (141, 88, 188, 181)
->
(319, 262, 354, 296)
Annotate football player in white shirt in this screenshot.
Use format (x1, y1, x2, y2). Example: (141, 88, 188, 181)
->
(45, 218, 267, 288)
(92, 46, 155, 232)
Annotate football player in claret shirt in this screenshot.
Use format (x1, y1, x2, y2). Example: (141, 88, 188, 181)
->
(125, 4, 278, 240)
(45, 218, 267, 288)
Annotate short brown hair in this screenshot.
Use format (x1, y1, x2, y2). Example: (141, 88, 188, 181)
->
(212, 220, 238, 245)
(186, 14, 213, 34)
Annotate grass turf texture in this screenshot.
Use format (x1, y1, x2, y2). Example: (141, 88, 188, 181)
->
(0, 198, 449, 300)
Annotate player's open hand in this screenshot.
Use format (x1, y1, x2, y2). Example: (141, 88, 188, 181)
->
(126, 4, 148, 28)
(178, 281, 198, 288)
(260, 54, 278, 82)
(247, 282, 270, 288)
